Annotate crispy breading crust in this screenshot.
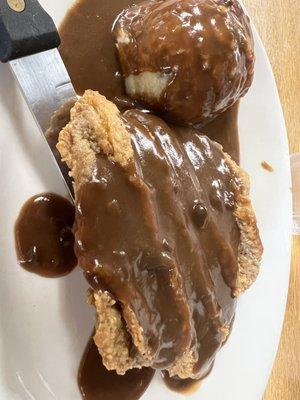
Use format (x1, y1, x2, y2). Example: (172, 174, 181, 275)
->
(91, 291, 152, 374)
(225, 156, 263, 296)
(57, 90, 133, 190)
(57, 90, 262, 379)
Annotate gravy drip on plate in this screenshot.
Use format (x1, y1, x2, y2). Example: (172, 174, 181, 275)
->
(161, 371, 201, 394)
(202, 101, 240, 164)
(15, 193, 76, 278)
(78, 334, 154, 400)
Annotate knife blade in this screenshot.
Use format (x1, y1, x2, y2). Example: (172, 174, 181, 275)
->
(0, 0, 77, 198)
(9, 49, 77, 138)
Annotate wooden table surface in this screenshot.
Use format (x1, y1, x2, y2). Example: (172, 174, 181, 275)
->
(243, 1, 300, 399)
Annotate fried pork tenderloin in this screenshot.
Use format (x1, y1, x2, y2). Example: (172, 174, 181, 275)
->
(57, 90, 262, 379)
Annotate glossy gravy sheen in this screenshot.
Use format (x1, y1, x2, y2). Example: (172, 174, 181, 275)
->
(113, 0, 253, 125)
(59, 0, 239, 162)
(79, 335, 154, 400)
(59, 0, 241, 397)
(15, 193, 76, 278)
(76, 110, 239, 374)
(59, 0, 136, 105)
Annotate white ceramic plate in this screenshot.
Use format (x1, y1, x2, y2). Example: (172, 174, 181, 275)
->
(0, 1, 292, 399)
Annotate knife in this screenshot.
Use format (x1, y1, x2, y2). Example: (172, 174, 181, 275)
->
(0, 0, 77, 197)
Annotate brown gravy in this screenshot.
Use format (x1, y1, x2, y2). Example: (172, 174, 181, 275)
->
(75, 110, 239, 375)
(161, 371, 201, 395)
(15, 193, 76, 278)
(59, 0, 239, 161)
(113, 0, 253, 126)
(59, 0, 137, 104)
(78, 334, 155, 400)
(202, 102, 240, 164)
(58, 0, 241, 397)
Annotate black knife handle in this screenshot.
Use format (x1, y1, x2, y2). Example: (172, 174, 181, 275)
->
(0, 0, 60, 62)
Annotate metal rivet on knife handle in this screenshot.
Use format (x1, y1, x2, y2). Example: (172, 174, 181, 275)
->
(7, 0, 25, 12)
(0, 0, 60, 62)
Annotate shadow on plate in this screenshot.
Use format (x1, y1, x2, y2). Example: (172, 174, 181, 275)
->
(0, 263, 93, 398)
(0, 63, 65, 192)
